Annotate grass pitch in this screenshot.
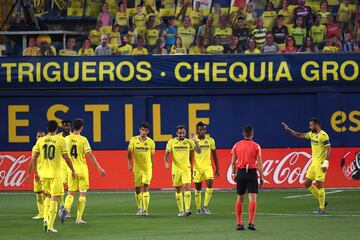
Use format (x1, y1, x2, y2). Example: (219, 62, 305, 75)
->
(0, 189, 359, 240)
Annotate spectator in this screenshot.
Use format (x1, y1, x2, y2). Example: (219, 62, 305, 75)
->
(210, 3, 221, 27)
(153, 38, 168, 54)
(262, 32, 280, 53)
(197, 16, 215, 47)
(244, 37, 261, 54)
(115, 3, 129, 34)
(132, 5, 147, 33)
(37, 35, 57, 56)
(98, 3, 114, 35)
(229, 5, 245, 27)
(23, 37, 40, 56)
(190, 1, 203, 29)
(356, 1, 360, 26)
(310, 14, 327, 49)
(233, 16, 250, 51)
(290, 16, 307, 47)
(116, 36, 133, 55)
(78, 39, 95, 56)
(299, 36, 319, 52)
(177, 16, 196, 50)
(59, 37, 77, 56)
(215, 16, 233, 47)
(95, 35, 112, 55)
(326, 15, 341, 41)
(272, 15, 288, 46)
(170, 37, 187, 54)
(162, 16, 177, 51)
(317, 0, 330, 25)
(206, 36, 224, 54)
(225, 35, 241, 53)
(244, 2, 257, 30)
(282, 35, 298, 52)
(262, 1, 277, 31)
(322, 37, 340, 52)
(342, 32, 360, 52)
(337, 0, 354, 31)
(176, 0, 192, 25)
(89, 22, 102, 47)
(132, 37, 149, 55)
(109, 24, 121, 52)
(128, 24, 138, 46)
(189, 36, 205, 54)
(294, 0, 312, 28)
(144, 16, 160, 52)
(278, 0, 293, 28)
(252, 17, 268, 49)
(145, 5, 162, 27)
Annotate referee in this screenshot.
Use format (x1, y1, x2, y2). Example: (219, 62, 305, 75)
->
(231, 125, 264, 231)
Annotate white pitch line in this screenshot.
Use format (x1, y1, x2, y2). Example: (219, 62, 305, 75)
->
(284, 190, 344, 199)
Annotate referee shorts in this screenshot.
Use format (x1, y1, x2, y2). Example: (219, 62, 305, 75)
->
(236, 169, 259, 195)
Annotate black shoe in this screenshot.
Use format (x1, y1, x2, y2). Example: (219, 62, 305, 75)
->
(60, 208, 69, 224)
(236, 224, 245, 231)
(325, 200, 328, 207)
(248, 224, 256, 231)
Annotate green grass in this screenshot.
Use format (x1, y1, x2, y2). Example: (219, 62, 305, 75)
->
(1, 189, 359, 240)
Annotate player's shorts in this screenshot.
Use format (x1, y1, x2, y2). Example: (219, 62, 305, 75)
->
(61, 165, 68, 185)
(306, 163, 326, 182)
(193, 167, 214, 183)
(68, 170, 89, 192)
(236, 169, 258, 195)
(172, 169, 191, 187)
(134, 168, 152, 187)
(42, 177, 64, 196)
(33, 177, 43, 193)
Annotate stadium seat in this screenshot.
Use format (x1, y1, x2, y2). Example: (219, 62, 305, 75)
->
(84, 0, 103, 17)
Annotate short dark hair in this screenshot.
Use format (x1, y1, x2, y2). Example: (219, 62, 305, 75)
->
(242, 125, 254, 138)
(61, 119, 71, 124)
(196, 121, 207, 129)
(310, 118, 321, 126)
(37, 130, 45, 135)
(140, 121, 150, 129)
(277, 14, 284, 19)
(48, 120, 58, 132)
(73, 119, 84, 131)
(176, 125, 186, 132)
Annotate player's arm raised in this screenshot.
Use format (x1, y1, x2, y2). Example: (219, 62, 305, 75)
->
(212, 149, 220, 178)
(281, 122, 306, 139)
(87, 151, 106, 176)
(190, 133, 201, 154)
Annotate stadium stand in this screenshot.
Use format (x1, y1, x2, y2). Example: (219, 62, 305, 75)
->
(0, 0, 359, 56)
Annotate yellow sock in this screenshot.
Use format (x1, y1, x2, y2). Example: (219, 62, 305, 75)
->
(195, 190, 201, 210)
(77, 196, 86, 221)
(307, 185, 319, 200)
(135, 192, 143, 209)
(36, 193, 44, 215)
(175, 192, 184, 212)
(59, 194, 65, 206)
(48, 200, 58, 229)
(184, 191, 191, 211)
(142, 192, 150, 212)
(65, 194, 74, 213)
(204, 188, 213, 207)
(43, 197, 50, 222)
(318, 188, 326, 210)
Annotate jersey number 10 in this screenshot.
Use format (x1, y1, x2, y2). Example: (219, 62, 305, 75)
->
(42, 144, 55, 160)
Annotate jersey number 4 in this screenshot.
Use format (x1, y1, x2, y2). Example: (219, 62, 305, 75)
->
(70, 145, 78, 159)
(42, 144, 55, 160)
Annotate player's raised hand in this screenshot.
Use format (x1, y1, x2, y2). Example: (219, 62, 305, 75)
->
(281, 122, 289, 130)
(98, 168, 106, 176)
(190, 133, 197, 142)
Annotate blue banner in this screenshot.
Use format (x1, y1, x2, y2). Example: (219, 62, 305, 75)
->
(0, 93, 359, 150)
(1, 54, 360, 89)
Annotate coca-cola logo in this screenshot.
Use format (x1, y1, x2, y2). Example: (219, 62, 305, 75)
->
(341, 152, 360, 180)
(0, 154, 31, 187)
(227, 151, 312, 186)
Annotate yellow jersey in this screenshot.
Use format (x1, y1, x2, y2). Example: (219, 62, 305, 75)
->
(322, 46, 339, 53)
(132, 47, 149, 55)
(32, 145, 43, 177)
(78, 48, 95, 56)
(166, 138, 195, 172)
(89, 29, 101, 45)
(214, 27, 233, 45)
(190, 10, 202, 27)
(337, 3, 353, 23)
(262, 11, 277, 30)
(115, 12, 129, 26)
(132, 14, 146, 30)
(194, 136, 216, 170)
(33, 134, 68, 178)
(65, 134, 92, 174)
(59, 49, 77, 56)
(177, 26, 196, 49)
(145, 28, 160, 46)
(117, 44, 133, 55)
(128, 136, 155, 169)
(304, 130, 330, 165)
(189, 46, 204, 54)
(244, 48, 261, 54)
(109, 31, 121, 45)
(278, 9, 293, 26)
(317, 11, 330, 25)
(23, 47, 40, 56)
(206, 45, 224, 54)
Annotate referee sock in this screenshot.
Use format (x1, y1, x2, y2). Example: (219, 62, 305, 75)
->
(36, 193, 44, 216)
(318, 188, 326, 210)
(43, 197, 50, 222)
(175, 192, 184, 212)
(235, 201, 243, 225)
(142, 192, 150, 212)
(195, 190, 201, 210)
(48, 200, 58, 229)
(65, 194, 74, 213)
(248, 201, 257, 225)
(184, 191, 191, 211)
(135, 192, 143, 209)
(307, 185, 319, 200)
(76, 196, 86, 221)
(204, 188, 213, 207)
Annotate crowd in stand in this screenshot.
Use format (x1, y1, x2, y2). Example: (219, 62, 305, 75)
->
(21, 0, 360, 56)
